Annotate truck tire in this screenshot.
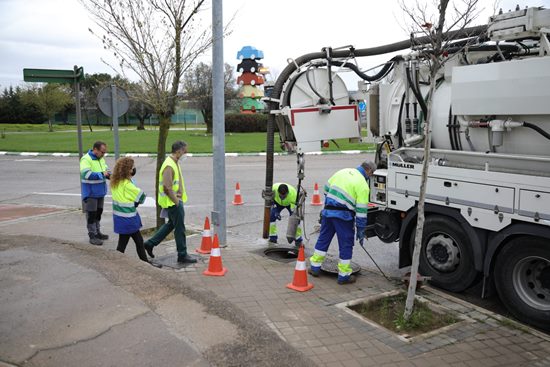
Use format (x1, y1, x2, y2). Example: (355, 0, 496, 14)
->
(410, 215, 479, 292)
(494, 237, 550, 331)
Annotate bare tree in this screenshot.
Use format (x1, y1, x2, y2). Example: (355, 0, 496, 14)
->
(181, 62, 238, 133)
(80, 0, 212, 227)
(399, 0, 482, 321)
(21, 84, 73, 132)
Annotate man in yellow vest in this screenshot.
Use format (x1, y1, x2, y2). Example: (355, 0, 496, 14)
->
(309, 160, 376, 284)
(269, 183, 302, 246)
(144, 141, 197, 263)
(80, 141, 110, 246)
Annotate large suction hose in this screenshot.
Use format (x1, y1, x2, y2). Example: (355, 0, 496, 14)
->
(262, 25, 487, 237)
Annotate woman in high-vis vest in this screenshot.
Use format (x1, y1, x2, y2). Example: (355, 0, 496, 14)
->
(110, 157, 161, 268)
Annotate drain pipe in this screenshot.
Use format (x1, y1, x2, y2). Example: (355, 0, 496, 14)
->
(262, 25, 486, 238)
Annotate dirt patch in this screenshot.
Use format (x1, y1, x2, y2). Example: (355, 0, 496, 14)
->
(348, 292, 458, 337)
(0, 204, 64, 222)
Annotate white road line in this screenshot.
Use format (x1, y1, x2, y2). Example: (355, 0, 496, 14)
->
(226, 164, 265, 167)
(34, 192, 102, 197)
(32, 192, 264, 208)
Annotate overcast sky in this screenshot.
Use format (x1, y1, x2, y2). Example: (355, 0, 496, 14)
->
(1, 0, 548, 89)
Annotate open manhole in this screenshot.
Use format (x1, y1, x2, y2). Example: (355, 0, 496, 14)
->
(263, 247, 298, 263)
(321, 257, 362, 275)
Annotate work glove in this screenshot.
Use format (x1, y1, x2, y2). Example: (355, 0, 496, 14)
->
(356, 227, 367, 242)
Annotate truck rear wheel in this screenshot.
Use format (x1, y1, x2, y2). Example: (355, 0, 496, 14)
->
(410, 215, 479, 292)
(494, 237, 550, 331)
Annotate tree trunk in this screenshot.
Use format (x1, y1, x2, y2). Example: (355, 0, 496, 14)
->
(155, 115, 171, 228)
(48, 117, 53, 132)
(203, 110, 212, 134)
(137, 118, 145, 130)
(403, 73, 437, 320)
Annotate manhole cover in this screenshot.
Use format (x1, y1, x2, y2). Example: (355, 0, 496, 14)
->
(263, 247, 298, 263)
(321, 257, 361, 275)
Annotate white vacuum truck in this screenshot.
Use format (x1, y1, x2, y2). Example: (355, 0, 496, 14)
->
(263, 6, 550, 331)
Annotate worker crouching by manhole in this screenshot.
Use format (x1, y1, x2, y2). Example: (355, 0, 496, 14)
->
(269, 183, 303, 247)
(309, 161, 377, 285)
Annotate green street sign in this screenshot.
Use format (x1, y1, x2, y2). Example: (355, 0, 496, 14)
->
(23, 67, 84, 83)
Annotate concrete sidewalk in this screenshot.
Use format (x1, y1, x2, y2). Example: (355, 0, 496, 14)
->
(1, 207, 550, 367)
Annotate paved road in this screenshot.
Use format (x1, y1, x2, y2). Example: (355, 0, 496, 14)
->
(0, 153, 404, 278)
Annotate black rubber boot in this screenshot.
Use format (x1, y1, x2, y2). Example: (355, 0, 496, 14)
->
(87, 223, 103, 246)
(96, 222, 109, 240)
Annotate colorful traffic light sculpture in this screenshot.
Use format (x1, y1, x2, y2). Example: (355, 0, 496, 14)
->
(237, 46, 265, 114)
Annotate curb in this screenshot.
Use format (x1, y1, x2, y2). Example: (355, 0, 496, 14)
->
(0, 150, 375, 158)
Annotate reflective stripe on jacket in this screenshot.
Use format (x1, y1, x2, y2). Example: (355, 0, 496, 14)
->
(322, 168, 370, 227)
(111, 179, 146, 234)
(273, 183, 297, 208)
(80, 150, 108, 199)
(157, 156, 187, 208)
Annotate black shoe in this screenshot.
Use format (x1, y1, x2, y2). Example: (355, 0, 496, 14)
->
(308, 268, 320, 277)
(97, 232, 109, 240)
(89, 237, 103, 246)
(144, 243, 155, 258)
(177, 254, 198, 264)
(337, 275, 357, 285)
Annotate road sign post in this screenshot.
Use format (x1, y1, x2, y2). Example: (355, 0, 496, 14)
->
(97, 85, 129, 161)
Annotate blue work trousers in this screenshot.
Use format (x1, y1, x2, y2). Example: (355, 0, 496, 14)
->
(314, 215, 355, 260)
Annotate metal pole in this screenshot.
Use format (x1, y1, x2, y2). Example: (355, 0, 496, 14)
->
(111, 85, 120, 161)
(74, 66, 83, 159)
(212, 0, 226, 246)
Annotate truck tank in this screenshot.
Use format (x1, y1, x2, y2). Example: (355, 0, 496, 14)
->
(379, 53, 550, 157)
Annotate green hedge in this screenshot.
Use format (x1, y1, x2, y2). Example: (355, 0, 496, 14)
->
(225, 113, 278, 133)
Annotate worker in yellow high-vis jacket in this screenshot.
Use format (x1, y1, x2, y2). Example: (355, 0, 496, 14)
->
(144, 141, 197, 264)
(269, 183, 302, 246)
(79, 141, 110, 246)
(309, 161, 376, 285)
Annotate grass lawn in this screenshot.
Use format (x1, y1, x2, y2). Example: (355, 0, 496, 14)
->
(0, 127, 373, 154)
(0, 123, 207, 132)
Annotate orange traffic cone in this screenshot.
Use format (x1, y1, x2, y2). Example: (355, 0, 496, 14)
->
(310, 183, 323, 206)
(203, 234, 227, 276)
(232, 182, 244, 205)
(196, 216, 212, 254)
(286, 244, 314, 292)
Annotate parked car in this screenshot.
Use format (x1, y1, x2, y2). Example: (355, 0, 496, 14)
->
(237, 46, 264, 60)
(237, 59, 260, 73)
(240, 97, 265, 112)
(237, 72, 264, 86)
(239, 85, 264, 99)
